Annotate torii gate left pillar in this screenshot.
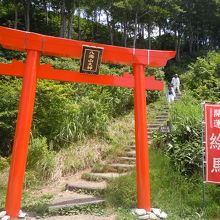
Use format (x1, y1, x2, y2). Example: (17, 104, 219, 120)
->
(0, 26, 175, 219)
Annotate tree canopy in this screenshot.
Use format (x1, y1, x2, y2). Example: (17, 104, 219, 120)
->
(0, 0, 220, 57)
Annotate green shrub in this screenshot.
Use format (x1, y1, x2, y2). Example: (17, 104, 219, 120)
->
(0, 79, 21, 156)
(181, 52, 220, 101)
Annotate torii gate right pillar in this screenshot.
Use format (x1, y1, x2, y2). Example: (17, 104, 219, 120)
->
(133, 63, 151, 211)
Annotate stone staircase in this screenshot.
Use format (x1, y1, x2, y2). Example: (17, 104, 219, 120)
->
(49, 94, 182, 210)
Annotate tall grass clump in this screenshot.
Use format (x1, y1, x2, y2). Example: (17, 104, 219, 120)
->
(105, 171, 137, 209)
(25, 137, 55, 187)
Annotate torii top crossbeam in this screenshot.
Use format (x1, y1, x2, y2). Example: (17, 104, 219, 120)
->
(0, 26, 175, 219)
(0, 26, 175, 67)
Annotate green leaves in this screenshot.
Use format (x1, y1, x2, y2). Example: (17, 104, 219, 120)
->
(182, 52, 220, 102)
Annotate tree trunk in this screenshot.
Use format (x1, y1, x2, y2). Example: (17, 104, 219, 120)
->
(123, 21, 127, 47)
(133, 11, 138, 49)
(123, 11, 128, 47)
(147, 24, 151, 49)
(14, 0, 18, 29)
(159, 26, 161, 37)
(67, 10, 74, 39)
(43, 0, 48, 24)
(196, 35, 200, 51)
(23, 0, 31, 31)
(174, 30, 178, 51)
(60, 0, 66, 38)
(106, 10, 114, 45)
(92, 10, 98, 41)
(189, 20, 193, 53)
(77, 7, 81, 40)
(67, 0, 75, 40)
(141, 24, 145, 40)
(176, 31, 182, 61)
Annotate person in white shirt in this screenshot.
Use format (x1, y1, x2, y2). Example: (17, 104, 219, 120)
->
(171, 74, 181, 94)
(166, 84, 176, 105)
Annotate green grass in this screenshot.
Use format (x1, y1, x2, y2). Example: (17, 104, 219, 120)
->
(0, 188, 6, 210)
(104, 149, 220, 220)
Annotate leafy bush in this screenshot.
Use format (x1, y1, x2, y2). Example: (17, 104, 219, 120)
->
(0, 56, 164, 154)
(152, 94, 202, 175)
(181, 52, 220, 102)
(0, 79, 21, 156)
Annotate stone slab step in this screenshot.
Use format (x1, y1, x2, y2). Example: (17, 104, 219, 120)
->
(154, 119, 167, 122)
(148, 127, 158, 131)
(126, 151, 136, 157)
(65, 180, 106, 192)
(89, 172, 128, 180)
(119, 156, 136, 161)
(163, 107, 169, 110)
(49, 197, 105, 209)
(109, 163, 135, 169)
(129, 145, 136, 150)
(159, 112, 169, 115)
(148, 124, 161, 128)
(155, 116, 168, 120)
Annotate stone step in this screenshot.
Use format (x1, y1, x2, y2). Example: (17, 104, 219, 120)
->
(89, 172, 128, 180)
(159, 112, 169, 116)
(109, 163, 135, 169)
(65, 180, 106, 192)
(119, 156, 136, 162)
(148, 127, 158, 131)
(126, 150, 136, 157)
(163, 107, 169, 110)
(154, 119, 167, 122)
(155, 116, 168, 120)
(130, 145, 136, 150)
(148, 124, 161, 128)
(125, 145, 135, 151)
(49, 197, 105, 209)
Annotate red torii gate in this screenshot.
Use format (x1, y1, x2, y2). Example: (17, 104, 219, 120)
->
(0, 26, 175, 219)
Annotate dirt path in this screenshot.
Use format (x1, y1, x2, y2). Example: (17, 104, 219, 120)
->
(23, 169, 116, 220)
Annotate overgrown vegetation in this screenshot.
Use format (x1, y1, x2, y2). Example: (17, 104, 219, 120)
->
(152, 94, 202, 175)
(0, 54, 164, 211)
(153, 51, 220, 176)
(105, 149, 220, 219)
(181, 52, 220, 102)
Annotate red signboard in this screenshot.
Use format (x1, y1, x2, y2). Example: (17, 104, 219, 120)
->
(204, 103, 220, 184)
